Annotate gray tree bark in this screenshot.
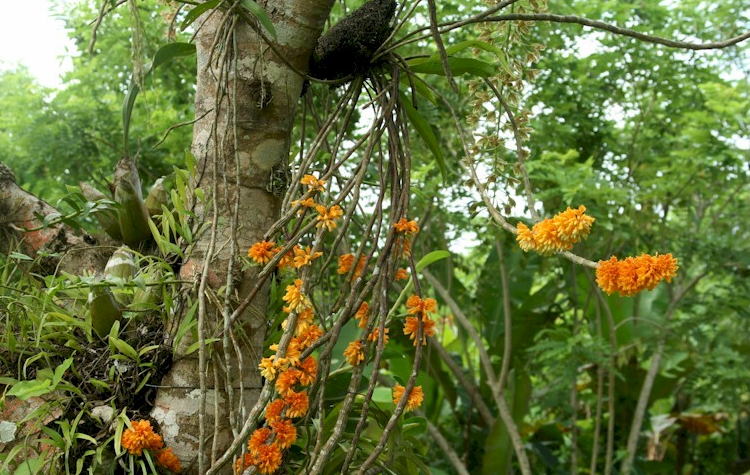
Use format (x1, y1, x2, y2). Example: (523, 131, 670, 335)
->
(149, 1, 335, 473)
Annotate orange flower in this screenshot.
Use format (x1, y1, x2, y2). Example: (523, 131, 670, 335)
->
(368, 327, 389, 345)
(284, 390, 309, 418)
(392, 384, 423, 412)
(235, 453, 255, 474)
(248, 427, 272, 455)
(316, 204, 343, 232)
(255, 442, 282, 474)
(282, 307, 314, 335)
(248, 241, 278, 264)
(395, 268, 408, 281)
(596, 253, 679, 297)
(298, 357, 317, 386)
(516, 205, 595, 254)
(121, 420, 164, 456)
(291, 197, 317, 209)
(355, 301, 369, 328)
(301, 174, 325, 192)
(552, 205, 595, 242)
(337, 254, 354, 274)
(296, 324, 323, 350)
(155, 447, 181, 473)
(403, 315, 436, 345)
(270, 419, 297, 449)
(293, 246, 323, 268)
(282, 279, 310, 312)
(394, 218, 420, 234)
(265, 398, 286, 422)
(344, 340, 365, 366)
(275, 369, 301, 396)
(338, 253, 366, 279)
(277, 248, 296, 270)
(270, 338, 302, 367)
(406, 295, 437, 316)
(259, 356, 278, 381)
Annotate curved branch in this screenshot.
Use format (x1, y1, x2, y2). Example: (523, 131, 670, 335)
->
(479, 14, 750, 50)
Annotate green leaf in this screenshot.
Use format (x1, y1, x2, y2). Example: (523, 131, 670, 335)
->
(241, 0, 277, 40)
(400, 93, 447, 182)
(408, 57, 495, 78)
(7, 379, 52, 400)
(180, 0, 222, 31)
(52, 357, 74, 387)
(416, 250, 450, 273)
(184, 338, 221, 356)
(110, 336, 139, 360)
(123, 42, 196, 152)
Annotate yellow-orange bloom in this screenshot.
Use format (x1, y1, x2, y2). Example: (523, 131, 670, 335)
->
(596, 253, 678, 297)
(301, 174, 326, 192)
(284, 390, 309, 418)
(121, 420, 164, 456)
(270, 338, 302, 367)
(406, 295, 437, 316)
(395, 268, 408, 281)
(338, 253, 366, 279)
(259, 356, 278, 381)
(248, 427, 272, 455)
(235, 453, 254, 474)
(293, 246, 323, 268)
(394, 218, 420, 235)
(275, 369, 301, 396)
(277, 248, 296, 270)
(265, 398, 286, 422)
(270, 419, 297, 449)
(291, 197, 317, 210)
(298, 357, 317, 386)
(395, 236, 412, 258)
(403, 315, 436, 345)
(355, 301, 369, 328)
(248, 241, 278, 265)
(255, 442, 282, 474)
(155, 447, 181, 473)
(393, 384, 423, 412)
(296, 324, 323, 350)
(516, 205, 595, 254)
(282, 279, 311, 312)
(368, 327, 389, 345)
(344, 340, 365, 366)
(316, 204, 343, 232)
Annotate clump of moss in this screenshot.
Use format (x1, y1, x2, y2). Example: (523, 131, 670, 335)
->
(309, 0, 397, 82)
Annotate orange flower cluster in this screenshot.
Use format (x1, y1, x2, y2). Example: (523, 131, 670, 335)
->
(248, 240, 277, 264)
(316, 204, 343, 231)
(368, 327, 389, 345)
(394, 218, 420, 235)
(355, 301, 369, 328)
(121, 420, 181, 473)
(121, 420, 163, 456)
(596, 253, 679, 297)
(301, 174, 326, 192)
(395, 268, 408, 281)
(155, 448, 181, 473)
(392, 384, 423, 412)
(338, 253, 367, 280)
(403, 295, 438, 346)
(344, 340, 365, 366)
(516, 205, 595, 255)
(249, 242, 325, 271)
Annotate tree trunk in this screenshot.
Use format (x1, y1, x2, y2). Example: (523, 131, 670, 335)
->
(149, 2, 335, 473)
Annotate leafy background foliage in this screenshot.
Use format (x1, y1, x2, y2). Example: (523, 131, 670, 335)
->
(1, 0, 749, 474)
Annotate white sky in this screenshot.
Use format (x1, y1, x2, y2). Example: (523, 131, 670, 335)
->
(0, 0, 74, 88)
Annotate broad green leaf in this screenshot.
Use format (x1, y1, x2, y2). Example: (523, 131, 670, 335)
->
(400, 93, 447, 182)
(123, 42, 196, 152)
(241, 0, 277, 40)
(180, 0, 222, 31)
(7, 379, 52, 400)
(416, 250, 450, 273)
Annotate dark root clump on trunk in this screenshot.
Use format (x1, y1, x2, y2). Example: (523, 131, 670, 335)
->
(309, 0, 397, 82)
